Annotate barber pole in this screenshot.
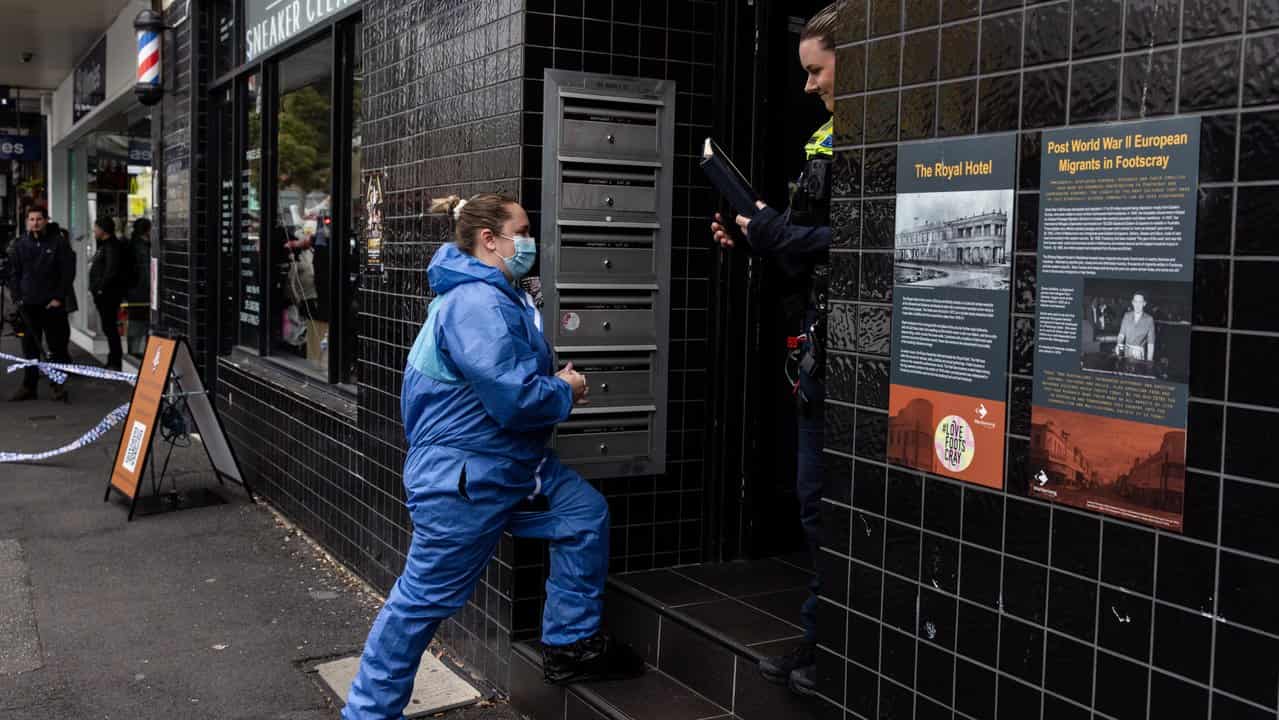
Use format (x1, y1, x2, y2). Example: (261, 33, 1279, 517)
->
(133, 9, 165, 106)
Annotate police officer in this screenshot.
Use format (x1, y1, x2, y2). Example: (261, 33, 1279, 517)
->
(711, 2, 839, 697)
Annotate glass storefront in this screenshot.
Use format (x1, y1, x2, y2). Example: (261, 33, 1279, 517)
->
(273, 37, 334, 372)
(216, 9, 362, 386)
(66, 107, 154, 358)
(239, 73, 263, 350)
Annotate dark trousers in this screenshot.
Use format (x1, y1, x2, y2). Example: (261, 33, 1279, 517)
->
(797, 371, 826, 642)
(94, 295, 123, 369)
(19, 304, 71, 389)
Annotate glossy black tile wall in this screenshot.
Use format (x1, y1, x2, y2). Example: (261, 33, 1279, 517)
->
(823, 1, 1279, 718)
(157, 0, 212, 370)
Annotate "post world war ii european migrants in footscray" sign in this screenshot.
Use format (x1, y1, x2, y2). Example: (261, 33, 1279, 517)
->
(1028, 117, 1199, 532)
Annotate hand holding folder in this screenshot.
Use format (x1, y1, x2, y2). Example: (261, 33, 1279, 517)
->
(700, 138, 760, 218)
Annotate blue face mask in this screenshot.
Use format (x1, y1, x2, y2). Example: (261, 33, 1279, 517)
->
(499, 235, 537, 280)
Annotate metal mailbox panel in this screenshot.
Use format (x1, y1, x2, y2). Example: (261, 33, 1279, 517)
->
(542, 70, 674, 480)
(562, 182, 656, 214)
(557, 430, 650, 462)
(556, 308, 655, 346)
(559, 245, 655, 280)
(585, 369, 652, 403)
(561, 119, 658, 160)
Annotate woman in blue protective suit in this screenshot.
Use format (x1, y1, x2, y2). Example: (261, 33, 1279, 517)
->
(342, 193, 644, 719)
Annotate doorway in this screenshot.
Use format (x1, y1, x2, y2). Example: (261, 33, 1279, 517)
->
(709, 0, 831, 563)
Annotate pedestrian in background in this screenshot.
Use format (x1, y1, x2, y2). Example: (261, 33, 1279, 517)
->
(7, 206, 74, 402)
(89, 217, 135, 371)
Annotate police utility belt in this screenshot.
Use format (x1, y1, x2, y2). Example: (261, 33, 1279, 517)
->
(784, 155, 832, 413)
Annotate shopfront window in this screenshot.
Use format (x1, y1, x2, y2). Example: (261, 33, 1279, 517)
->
(123, 114, 153, 356)
(239, 73, 264, 349)
(272, 37, 333, 374)
(68, 108, 154, 357)
(216, 13, 360, 385)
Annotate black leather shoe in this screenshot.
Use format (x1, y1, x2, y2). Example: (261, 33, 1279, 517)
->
(8, 386, 36, 402)
(759, 641, 815, 684)
(788, 662, 818, 697)
(542, 633, 646, 685)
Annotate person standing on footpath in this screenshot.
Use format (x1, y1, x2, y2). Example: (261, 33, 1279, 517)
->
(89, 217, 135, 371)
(710, 1, 839, 697)
(8, 206, 75, 402)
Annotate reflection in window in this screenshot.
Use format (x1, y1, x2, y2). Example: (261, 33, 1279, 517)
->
(239, 73, 263, 348)
(274, 38, 334, 374)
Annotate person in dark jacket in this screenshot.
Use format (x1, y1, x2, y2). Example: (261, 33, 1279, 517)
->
(8, 206, 74, 402)
(89, 217, 131, 370)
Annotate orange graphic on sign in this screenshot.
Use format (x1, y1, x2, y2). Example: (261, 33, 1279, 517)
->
(109, 336, 177, 499)
(886, 384, 1006, 489)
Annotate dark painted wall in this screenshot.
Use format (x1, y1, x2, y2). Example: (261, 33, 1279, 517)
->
(817, 1, 1279, 719)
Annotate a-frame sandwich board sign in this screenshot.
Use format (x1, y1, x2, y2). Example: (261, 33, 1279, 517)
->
(105, 335, 253, 520)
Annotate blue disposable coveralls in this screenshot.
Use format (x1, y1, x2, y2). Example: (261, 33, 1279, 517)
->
(342, 244, 610, 720)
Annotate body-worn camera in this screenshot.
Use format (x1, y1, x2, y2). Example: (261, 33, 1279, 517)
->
(790, 157, 832, 227)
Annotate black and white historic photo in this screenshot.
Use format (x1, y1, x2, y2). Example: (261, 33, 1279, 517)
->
(894, 189, 1014, 290)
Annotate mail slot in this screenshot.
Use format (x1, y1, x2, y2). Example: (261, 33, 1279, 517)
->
(557, 416, 650, 461)
(561, 105, 659, 161)
(561, 354, 653, 405)
(558, 230, 655, 281)
(562, 168, 657, 214)
(557, 294, 656, 346)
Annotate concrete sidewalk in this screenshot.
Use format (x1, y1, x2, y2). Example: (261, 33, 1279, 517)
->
(0, 336, 518, 720)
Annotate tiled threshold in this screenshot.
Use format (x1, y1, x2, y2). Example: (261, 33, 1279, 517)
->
(609, 556, 813, 660)
(511, 557, 833, 720)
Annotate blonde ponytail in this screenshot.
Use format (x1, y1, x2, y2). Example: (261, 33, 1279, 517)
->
(429, 192, 518, 252)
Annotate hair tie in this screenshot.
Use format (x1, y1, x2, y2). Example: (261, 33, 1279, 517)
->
(452, 198, 468, 221)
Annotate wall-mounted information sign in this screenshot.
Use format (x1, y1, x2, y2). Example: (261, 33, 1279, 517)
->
(1028, 117, 1199, 532)
(887, 135, 1017, 489)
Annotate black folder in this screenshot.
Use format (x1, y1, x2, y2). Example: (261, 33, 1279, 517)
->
(699, 137, 759, 218)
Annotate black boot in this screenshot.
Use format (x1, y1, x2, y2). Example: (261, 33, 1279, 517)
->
(542, 633, 646, 685)
(759, 640, 815, 684)
(788, 662, 818, 697)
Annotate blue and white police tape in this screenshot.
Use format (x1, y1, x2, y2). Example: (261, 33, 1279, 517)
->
(0, 403, 132, 464)
(0, 353, 139, 464)
(1, 352, 137, 386)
